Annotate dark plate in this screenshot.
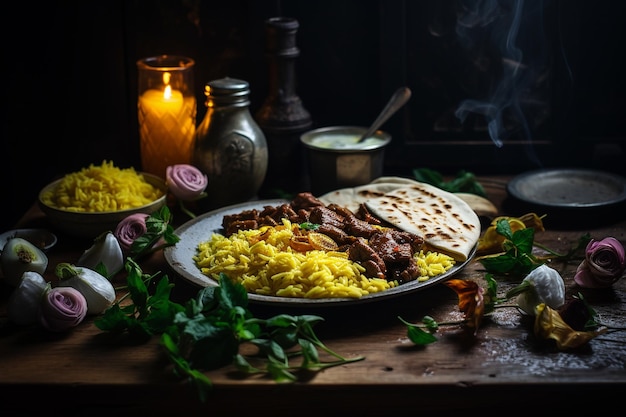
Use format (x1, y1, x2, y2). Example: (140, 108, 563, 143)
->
(164, 200, 475, 307)
(507, 168, 626, 209)
(0, 228, 58, 251)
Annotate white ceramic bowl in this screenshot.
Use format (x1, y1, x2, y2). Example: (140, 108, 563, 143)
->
(38, 172, 167, 239)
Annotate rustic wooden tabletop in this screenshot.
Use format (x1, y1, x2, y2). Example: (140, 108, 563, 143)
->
(1, 175, 625, 417)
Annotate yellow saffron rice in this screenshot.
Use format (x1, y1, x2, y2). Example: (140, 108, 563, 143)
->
(41, 160, 164, 212)
(194, 219, 456, 299)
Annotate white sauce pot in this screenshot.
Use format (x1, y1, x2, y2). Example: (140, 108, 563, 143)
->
(300, 126, 391, 196)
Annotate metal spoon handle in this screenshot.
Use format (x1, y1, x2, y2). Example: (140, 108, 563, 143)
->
(357, 86, 412, 143)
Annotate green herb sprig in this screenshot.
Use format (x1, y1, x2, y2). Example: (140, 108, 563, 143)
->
(412, 168, 487, 197)
(96, 260, 363, 402)
(163, 273, 364, 402)
(94, 257, 184, 341)
(129, 206, 180, 261)
(478, 219, 590, 276)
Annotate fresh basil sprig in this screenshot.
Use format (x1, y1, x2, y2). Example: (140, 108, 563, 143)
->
(163, 273, 364, 401)
(479, 219, 590, 276)
(94, 257, 183, 340)
(95, 260, 363, 402)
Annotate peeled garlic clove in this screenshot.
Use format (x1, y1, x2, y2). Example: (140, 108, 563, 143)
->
(8, 271, 50, 326)
(77, 232, 124, 278)
(55, 263, 116, 315)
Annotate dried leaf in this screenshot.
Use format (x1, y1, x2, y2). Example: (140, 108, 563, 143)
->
(534, 303, 607, 350)
(444, 279, 485, 334)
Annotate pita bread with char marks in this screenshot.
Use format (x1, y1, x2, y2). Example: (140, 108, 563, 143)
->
(319, 179, 481, 262)
(364, 182, 481, 261)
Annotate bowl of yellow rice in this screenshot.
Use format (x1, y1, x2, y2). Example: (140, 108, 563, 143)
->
(38, 161, 167, 239)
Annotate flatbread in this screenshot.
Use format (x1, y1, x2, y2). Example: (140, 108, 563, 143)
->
(364, 182, 481, 261)
(318, 182, 401, 213)
(318, 176, 483, 261)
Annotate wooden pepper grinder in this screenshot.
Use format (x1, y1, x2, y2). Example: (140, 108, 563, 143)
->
(255, 17, 312, 197)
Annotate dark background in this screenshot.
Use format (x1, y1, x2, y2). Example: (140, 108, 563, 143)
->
(3, 0, 625, 232)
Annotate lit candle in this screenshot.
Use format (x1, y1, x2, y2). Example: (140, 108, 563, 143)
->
(138, 82, 196, 178)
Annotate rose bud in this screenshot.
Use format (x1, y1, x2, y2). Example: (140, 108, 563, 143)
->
(166, 164, 208, 201)
(39, 287, 88, 332)
(114, 213, 149, 252)
(574, 237, 626, 288)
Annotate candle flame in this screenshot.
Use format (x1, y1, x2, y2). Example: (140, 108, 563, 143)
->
(162, 72, 173, 99)
(163, 84, 172, 100)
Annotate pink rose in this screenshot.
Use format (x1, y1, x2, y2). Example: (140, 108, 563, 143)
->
(574, 237, 626, 288)
(39, 287, 88, 332)
(114, 213, 149, 252)
(166, 164, 208, 201)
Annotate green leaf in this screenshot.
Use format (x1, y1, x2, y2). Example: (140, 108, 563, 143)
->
(480, 253, 517, 273)
(94, 304, 131, 332)
(266, 356, 297, 383)
(511, 228, 535, 254)
(299, 338, 320, 368)
(412, 168, 487, 197)
(300, 222, 320, 231)
(406, 325, 438, 345)
(265, 314, 298, 328)
(495, 218, 514, 240)
(252, 338, 287, 362)
(189, 331, 239, 370)
(216, 273, 249, 311)
(398, 316, 438, 345)
(233, 353, 260, 373)
(421, 315, 439, 332)
(125, 258, 149, 309)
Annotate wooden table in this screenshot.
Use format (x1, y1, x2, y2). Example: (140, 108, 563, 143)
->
(1, 176, 625, 416)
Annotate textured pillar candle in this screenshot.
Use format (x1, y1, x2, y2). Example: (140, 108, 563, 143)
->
(138, 85, 196, 178)
(137, 56, 196, 179)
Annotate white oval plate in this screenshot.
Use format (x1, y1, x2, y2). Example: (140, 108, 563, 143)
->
(164, 200, 475, 307)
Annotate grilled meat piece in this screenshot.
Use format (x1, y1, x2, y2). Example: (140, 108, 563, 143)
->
(387, 229, 425, 252)
(369, 230, 423, 283)
(308, 206, 346, 230)
(356, 204, 382, 225)
(326, 203, 355, 218)
(317, 223, 356, 246)
(388, 260, 421, 283)
(347, 238, 387, 280)
(224, 219, 259, 236)
(344, 215, 377, 238)
(291, 192, 326, 210)
(260, 203, 303, 224)
(223, 209, 260, 235)
(369, 231, 413, 264)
